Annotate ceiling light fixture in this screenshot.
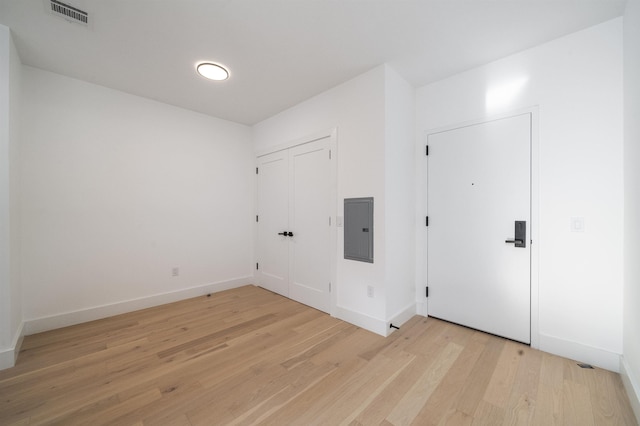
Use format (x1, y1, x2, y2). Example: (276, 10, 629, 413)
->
(196, 62, 229, 81)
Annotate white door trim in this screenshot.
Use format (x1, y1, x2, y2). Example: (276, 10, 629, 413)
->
(255, 128, 338, 317)
(255, 128, 338, 157)
(417, 108, 540, 349)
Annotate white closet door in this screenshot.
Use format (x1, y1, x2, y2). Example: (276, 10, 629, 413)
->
(427, 113, 531, 343)
(256, 137, 331, 313)
(256, 150, 289, 297)
(288, 139, 331, 313)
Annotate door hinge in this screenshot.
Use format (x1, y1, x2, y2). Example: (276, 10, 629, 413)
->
(426, 216, 429, 227)
(256, 262, 259, 270)
(329, 149, 332, 160)
(329, 216, 331, 226)
(256, 215, 259, 222)
(426, 145, 429, 156)
(426, 286, 429, 298)
(256, 167, 258, 174)
(329, 282, 332, 292)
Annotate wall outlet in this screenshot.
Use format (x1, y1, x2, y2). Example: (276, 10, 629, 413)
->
(172, 267, 180, 277)
(367, 285, 374, 298)
(570, 217, 585, 233)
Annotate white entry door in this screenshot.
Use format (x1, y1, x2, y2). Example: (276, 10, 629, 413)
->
(257, 138, 331, 313)
(427, 113, 531, 344)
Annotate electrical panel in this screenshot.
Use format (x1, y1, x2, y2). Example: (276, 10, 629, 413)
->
(344, 197, 374, 263)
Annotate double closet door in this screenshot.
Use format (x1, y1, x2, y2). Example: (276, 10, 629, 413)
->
(256, 138, 331, 313)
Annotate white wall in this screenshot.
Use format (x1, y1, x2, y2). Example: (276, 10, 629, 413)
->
(0, 25, 12, 353)
(9, 25, 22, 357)
(623, 0, 640, 420)
(0, 24, 22, 370)
(20, 66, 254, 332)
(416, 19, 623, 371)
(384, 66, 416, 322)
(253, 65, 416, 334)
(253, 66, 388, 331)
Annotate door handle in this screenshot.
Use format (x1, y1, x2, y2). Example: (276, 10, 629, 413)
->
(287, 231, 294, 237)
(277, 231, 287, 236)
(505, 221, 526, 248)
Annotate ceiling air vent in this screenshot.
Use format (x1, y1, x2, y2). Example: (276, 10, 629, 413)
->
(49, 0, 88, 25)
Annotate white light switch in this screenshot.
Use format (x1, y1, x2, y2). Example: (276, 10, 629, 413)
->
(570, 217, 584, 232)
(336, 216, 343, 227)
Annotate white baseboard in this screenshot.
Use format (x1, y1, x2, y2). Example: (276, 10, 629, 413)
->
(24, 277, 252, 335)
(387, 302, 417, 336)
(539, 333, 621, 372)
(0, 347, 14, 370)
(620, 356, 640, 425)
(335, 306, 387, 337)
(0, 321, 24, 371)
(334, 303, 417, 337)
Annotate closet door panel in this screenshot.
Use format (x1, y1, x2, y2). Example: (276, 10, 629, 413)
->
(289, 139, 331, 313)
(256, 150, 289, 297)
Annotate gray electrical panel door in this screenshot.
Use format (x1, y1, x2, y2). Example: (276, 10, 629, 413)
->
(344, 197, 373, 263)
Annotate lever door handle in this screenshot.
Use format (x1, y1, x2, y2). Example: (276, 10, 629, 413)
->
(505, 239, 523, 245)
(506, 221, 526, 248)
(277, 231, 287, 236)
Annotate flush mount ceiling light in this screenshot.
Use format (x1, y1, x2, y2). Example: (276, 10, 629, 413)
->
(196, 62, 229, 81)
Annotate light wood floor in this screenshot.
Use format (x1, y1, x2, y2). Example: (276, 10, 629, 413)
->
(0, 286, 636, 425)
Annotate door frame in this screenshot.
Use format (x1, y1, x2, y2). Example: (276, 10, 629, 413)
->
(255, 128, 338, 316)
(417, 108, 540, 349)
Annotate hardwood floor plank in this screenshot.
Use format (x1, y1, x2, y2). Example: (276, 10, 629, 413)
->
(583, 363, 620, 425)
(501, 343, 542, 425)
(349, 323, 454, 425)
(346, 356, 429, 425)
(338, 352, 417, 426)
(563, 378, 596, 426)
(51, 387, 163, 426)
(483, 340, 524, 408)
(439, 408, 474, 426)
(308, 351, 418, 425)
(410, 331, 489, 426)
(0, 286, 636, 426)
(253, 358, 366, 425)
(531, 352, 564, 426)
(471, 401, 505, 426)
(386, 341, 464, 425)
(228, 360, 334, 424)
(454, 334, 506, 416)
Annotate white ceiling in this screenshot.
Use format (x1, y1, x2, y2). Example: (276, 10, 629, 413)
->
(0, 0, 626, 125)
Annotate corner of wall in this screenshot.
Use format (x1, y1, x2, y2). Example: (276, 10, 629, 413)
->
(334, 305, 388, 337)
(620, 355, 640, 424)
(416, 300, 428, 317)
(539, 333, 621, 372)
(0, 349, 14, 371)
(386, 302, 416, 335)
(0, 321, 24, 371)
(623, 0, 640, 421)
